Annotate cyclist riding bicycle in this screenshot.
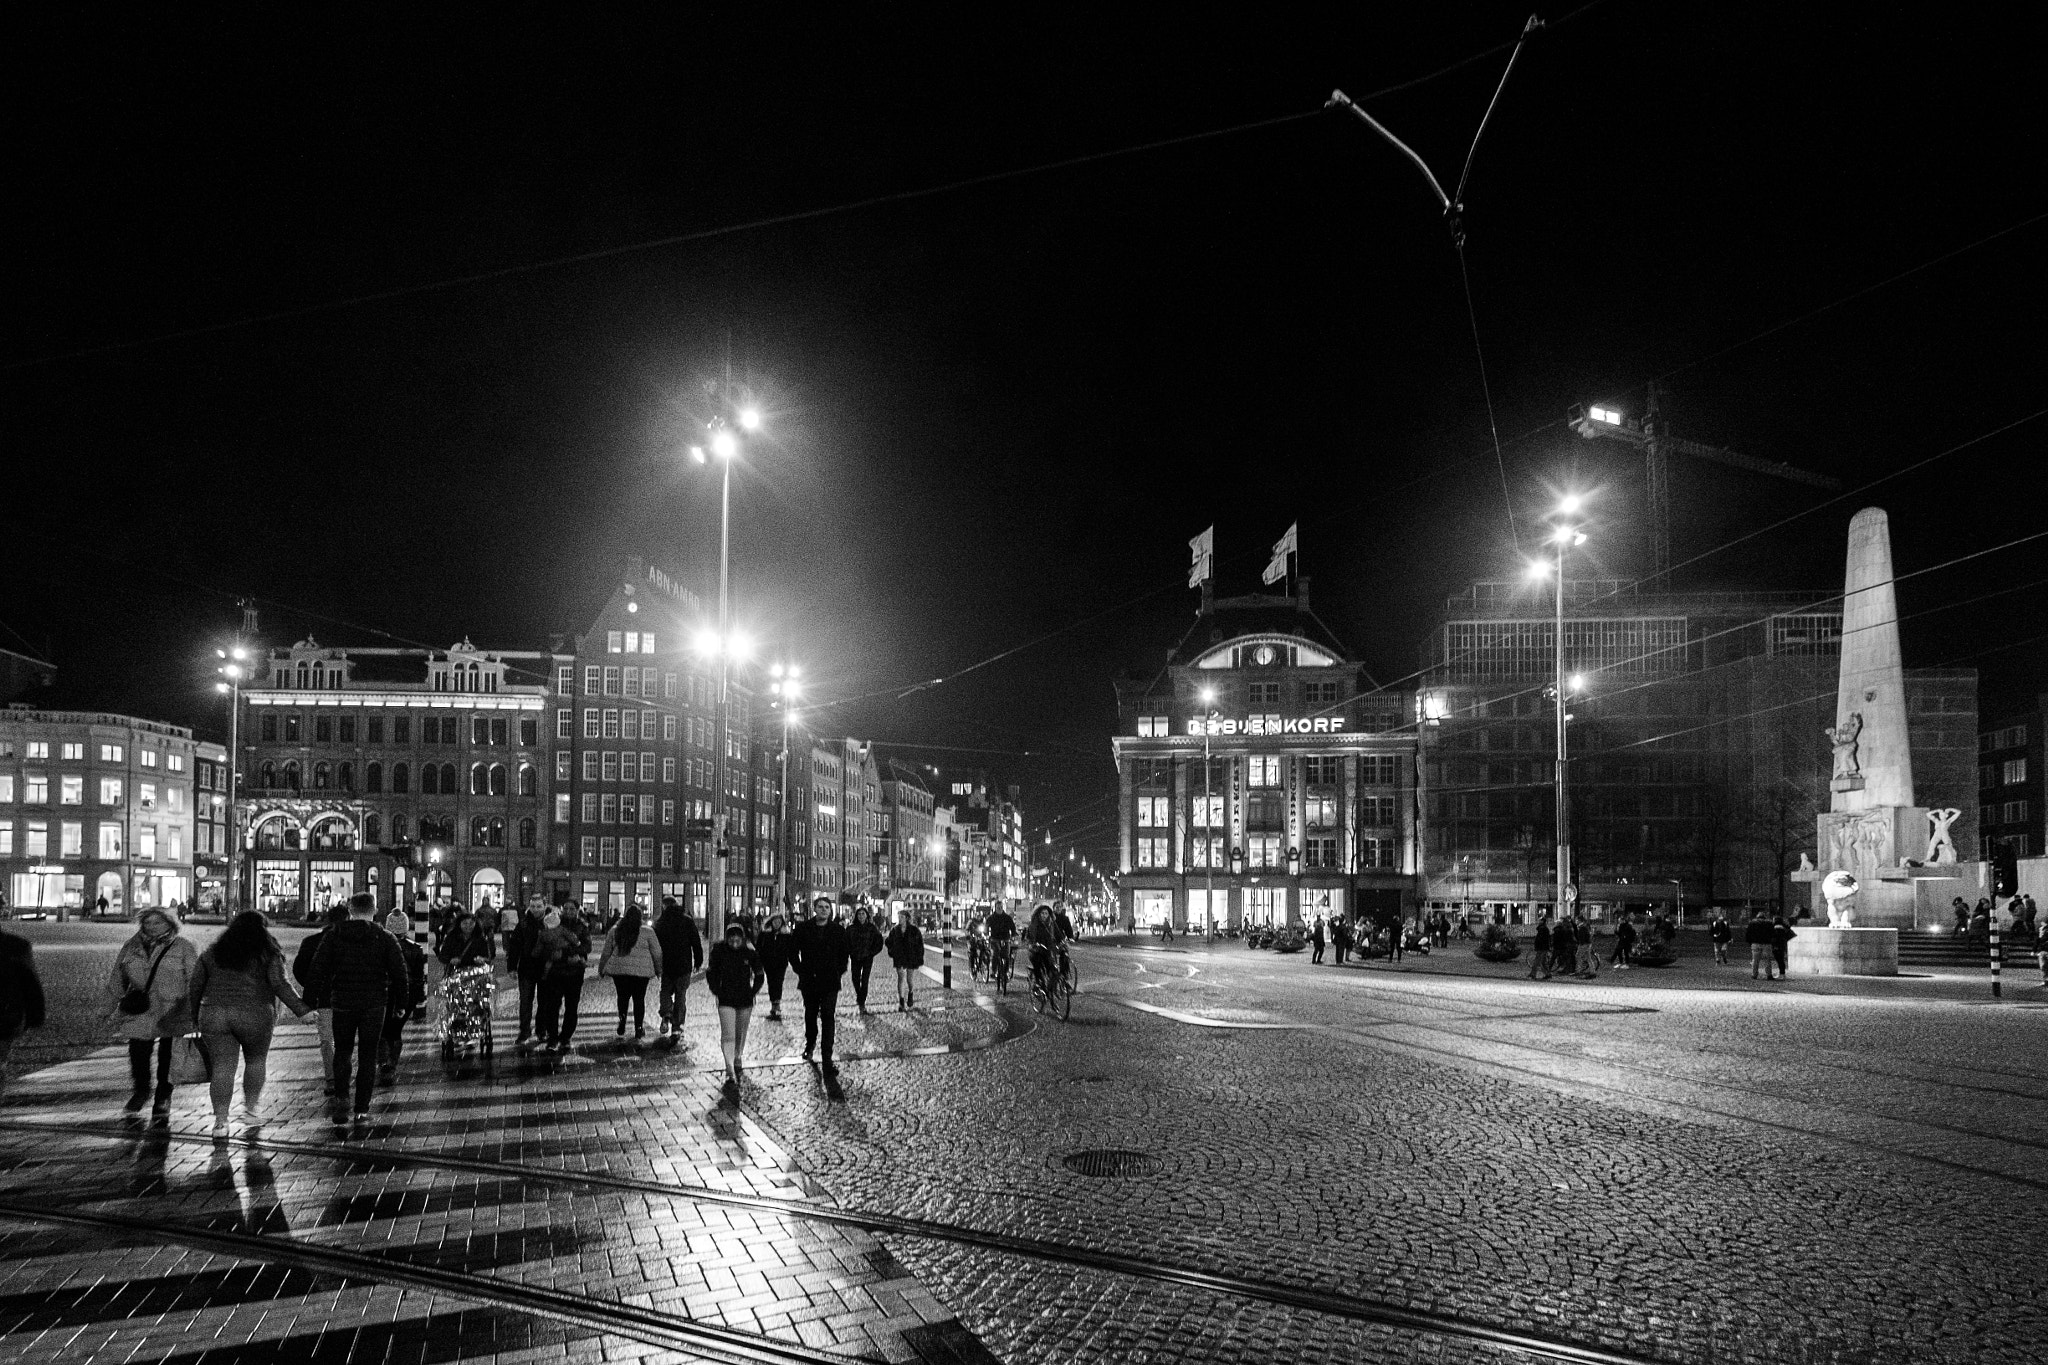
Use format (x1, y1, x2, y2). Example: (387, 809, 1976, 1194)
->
(1025, 902, 1069, 991)
(986, 902, 1017, 945)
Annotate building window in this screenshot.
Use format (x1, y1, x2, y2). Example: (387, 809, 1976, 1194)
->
(100, 778, 122, 806)
(2006, 800, 2029, 825)
(1304, 756, 1340, 785)
(599, 836, 617, 867)
(367, 718, 384, 743)
(1135, 836, 1170, 868)
(2004, 758, 2028, 785)
(603, 709, 620, 739)
(99, 822, 123, 858)
(338, 762, 354, 792)
(621, 709, 638, 741)
(25, 820, 47, 858)
(558, 664, 574, 695)
(24, 741, 49, 760)
(606, 631, 623, 654)
(422, 764, 440, 796)
(489, 763, 508, 796)
(366, 762, 382, 793)
(1305, 680, 1340, 707)
(602, 666, 620, 696)
(365, 813, 383, 845)
(1136, 795, 1169, 827)
(664, 673, 677, 699)
(555, 794, 571, 824)
(583, 708, 600, 738)
(1247, 833, 1282, 868)
(315, 717, 333, 743)
(98, 743, 123, 763)
(1248, 755, 1281, 788)
(1137, 716, 1169, 737)
(257, 762, 275, 790)
(0, 775, 11, 803)
(61, 742, 84, 761)
(1249, 682, 1281, 706)
(339, 718, 356, 743)
(581, 793, 598, 823)
(621, 795, 637, 824)
(471, 716, 489, 746)
(1188, 835, 1223, 867)
(580, 836, 597, 866)
(660, 841, 675, 869)
(61, 821, 83, 857)
(518, 764, 535, 796)
(60, 776, 83, 806)
(602, 751, 620, 782)
(1305, 837, 1340, 869)
(393, 717, 411, 743)
(662, 799, 676, 825)
(1305, 796, 1337, 827)
(167, 751, 184, 772)
(313, 762, 332, 790)
(518, 817, 536, 849)
(520, 718, 537, 746)
(601, 794, 618, 824)
(392, 762, 410, 793)
(1361, 754, 1400, 786)
(557, 708, 572, 740)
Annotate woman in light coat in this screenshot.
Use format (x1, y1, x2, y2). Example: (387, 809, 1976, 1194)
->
(598, 904, 664, 1042)
(104, 906, 199, 1115)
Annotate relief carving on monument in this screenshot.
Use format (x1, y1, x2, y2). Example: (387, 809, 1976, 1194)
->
(1825, 711, 1864, 790)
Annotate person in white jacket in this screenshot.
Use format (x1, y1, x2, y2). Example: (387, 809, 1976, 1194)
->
(598, 903, 664, 1043)
(104, 906, 199, 1115)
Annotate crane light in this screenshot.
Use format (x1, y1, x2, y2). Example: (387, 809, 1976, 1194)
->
(1588, 406, 1623, 425)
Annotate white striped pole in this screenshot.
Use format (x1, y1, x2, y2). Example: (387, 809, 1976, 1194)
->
(1990, 912, 2001, 999)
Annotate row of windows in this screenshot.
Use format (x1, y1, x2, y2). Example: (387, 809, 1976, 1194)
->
(0, 818, 175, 861)
(1130, 754, 1401, 787)
(1133, 793, 1398, 829)
(580, 835, 670, 869)
(604, 631, 659, 655)
(573, 793, 676, 826)
(575, 664, 677, 699)
(0, 740, 183, 771)
(1981, 758, 2029, 789)
(1132, 834, 1396, 870)
(576, 708, 676, 742)
(255, 712, 540, 748)
(0, 774, 184, 811)
(253, 758, 539, 797)
(1989, 800, 2030, 826)
(1981, 725, 2029, 753)
(577, 750, 678, 784)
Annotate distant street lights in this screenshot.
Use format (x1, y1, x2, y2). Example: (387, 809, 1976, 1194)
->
(214, 645, 249, 913)
(1527, 496, 1589, 921)
(687, 398, 763, 939)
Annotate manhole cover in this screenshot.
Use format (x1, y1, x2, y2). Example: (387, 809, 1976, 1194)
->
(1061, 1149, 1165, 1178)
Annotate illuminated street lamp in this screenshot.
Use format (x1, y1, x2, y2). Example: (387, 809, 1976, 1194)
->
(768, 663, 800, 912)
(1530, 498, 1590, 921)
(214, 645, 249, 914)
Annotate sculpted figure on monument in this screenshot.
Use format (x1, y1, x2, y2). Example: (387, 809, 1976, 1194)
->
(1925, 808, 1961, 865)
(1825, 712, 1863, 781)
(1820, 870, 1858, 927)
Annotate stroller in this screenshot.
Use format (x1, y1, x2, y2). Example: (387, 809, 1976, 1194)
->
(438, 964, 496, 1056)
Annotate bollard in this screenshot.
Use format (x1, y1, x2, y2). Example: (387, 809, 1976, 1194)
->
(1990, 916, 2001, 999)
(942, 925, 953, 991)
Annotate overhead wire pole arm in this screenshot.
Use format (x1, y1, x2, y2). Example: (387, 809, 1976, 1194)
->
(1325, 90, 1450, 213)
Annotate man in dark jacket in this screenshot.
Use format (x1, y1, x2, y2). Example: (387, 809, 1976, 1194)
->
(506, 898, 550, 1047)
(378, 910, 429, 1083)
(788, 896, 851, 1075)
(653, 898, 704, 1040)
(1744, 911, 1776, 979)
(293, 902, 350, 1095)
(0, 926, 47, 1102)
(310, 893, 407, 1120)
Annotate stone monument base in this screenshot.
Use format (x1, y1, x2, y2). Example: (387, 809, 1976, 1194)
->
(1785, 926, 1897, 977)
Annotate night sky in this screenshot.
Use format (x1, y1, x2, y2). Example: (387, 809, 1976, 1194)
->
(7, 5, 2045, 865)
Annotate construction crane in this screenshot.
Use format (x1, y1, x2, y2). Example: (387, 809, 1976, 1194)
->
(1567, 379, 1842, 585)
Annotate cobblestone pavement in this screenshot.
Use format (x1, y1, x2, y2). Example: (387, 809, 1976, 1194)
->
(2, 943, 2044, 1363)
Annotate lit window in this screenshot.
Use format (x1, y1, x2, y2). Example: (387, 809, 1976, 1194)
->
(99, 744, 123, 763)
(1135, 836, 1170, 868)
(98, 822, 123, 859)
(60, 776, 83, 806)
(555, 794, 571, 824)
(642, 634, 657, 654)
(61, 821, 83, 857)
(166, 787, 183, 811)
(0, 824, 11, 856)
(0, 775, 11, 803)
(166, 752, 184, 772)
(1248, 756, 1280, 788)
(100, 778, 122, 806)
(580, 836, 597, 866)
(606, 631, 622, 654)
(26, 820, 47, 857)
(1137, 716, 1168, 737)
(662, 799, 676, 825)
(2005, 758, 2028, 785)
(1191, 795, 1222, 827)
(61, 742, 84, 761)
(624, 631, 639, 653)
(139, 825, 157, 860)
(26, 742, 48, 760)
(1136, 796, 1169, 828)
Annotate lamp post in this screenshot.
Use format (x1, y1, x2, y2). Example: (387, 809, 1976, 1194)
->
(1200, 685, 1218, 938)
(214, 645, 249, 914)
(1528, 496, 1588, 924)
(689, 401, 761, 939)
(769, 663, 800, 914)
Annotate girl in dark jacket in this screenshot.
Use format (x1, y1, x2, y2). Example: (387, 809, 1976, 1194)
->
(884, 910, 926, 1012)
(847, 906, 885, 1013)
(706, 922, 766, 1089)
(756, 914, 791, 1022)
(438, 910, 495, 973)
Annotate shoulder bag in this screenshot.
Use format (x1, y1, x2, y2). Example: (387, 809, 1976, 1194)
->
(119, 944, 171, 1015)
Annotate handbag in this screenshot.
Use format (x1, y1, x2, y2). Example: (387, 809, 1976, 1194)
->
(169, 1033, 212, 1086)
(119, 944, 171, 1016)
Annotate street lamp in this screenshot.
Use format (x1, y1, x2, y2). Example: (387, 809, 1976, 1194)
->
(769, 663, 800, 913)
(689, 402, 761, 942)
(1529, 498, 1589, 923)
(1199, 684, 1219, 938)
(214, 645, 249, 915)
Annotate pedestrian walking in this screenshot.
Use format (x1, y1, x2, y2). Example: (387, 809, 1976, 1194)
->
(1745, 910, 1776, 979)
(790, 896, 851, 1075)
(884, 909, 925, 1011)
(847, 905, 884, 1013)
(378, 910, 428, 1084)
(0, 924, 47, 1104)
(535, 904, 592, 1049)
(307, 894, 407, 1123)
(1709, 912, 1733, 965)
(706, 921, 764, 1090)
(188, 911, 312, 1135)
(293, 903, 349, 1098)
(505, 898, 549, 1046)
(1575, 915, 1600, 979)
(1529, 914, 1552, 980)
(653, 897, 703, 1040)
(599, 904, 664, 1043)
(1332, 915, 1352, 965)
(1611, 916, 1637, 970)
(757, 914, 792, 1022)
(1311, 916, 1327, 964)
(1770, 913, 1796, 978)
(106, 906, 199, 1117)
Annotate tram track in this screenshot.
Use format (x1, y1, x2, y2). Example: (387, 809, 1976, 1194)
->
(0, 1195, 868, 1365)
(0, 1117, 1675, 1365)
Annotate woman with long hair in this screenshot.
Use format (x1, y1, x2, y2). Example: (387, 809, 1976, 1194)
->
(438, 909, 495, 972)
(705, 921, 765, 1091)
(756, 913, 791, 1021)
(846, 905, 884, 1013)
(884, 909, 925, 1012)
(598, 904, 664, 1042)
(104, 906, 198, 1116)
(188, 911, 312, 1135)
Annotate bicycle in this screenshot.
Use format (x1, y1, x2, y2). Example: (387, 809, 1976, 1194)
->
(990, 938, 1015, 994)
(1030, 942, 1074, 1020)
(967, 936, 990, 983)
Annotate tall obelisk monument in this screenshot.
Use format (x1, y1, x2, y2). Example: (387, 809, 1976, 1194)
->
(1815, 507, 1925, 930)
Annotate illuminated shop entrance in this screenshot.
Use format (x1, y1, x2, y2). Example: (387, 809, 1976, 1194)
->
(1186, 888, 1225, 931)
(1133, 889, 1171, 927)
(1244, 886, 1286, 927)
